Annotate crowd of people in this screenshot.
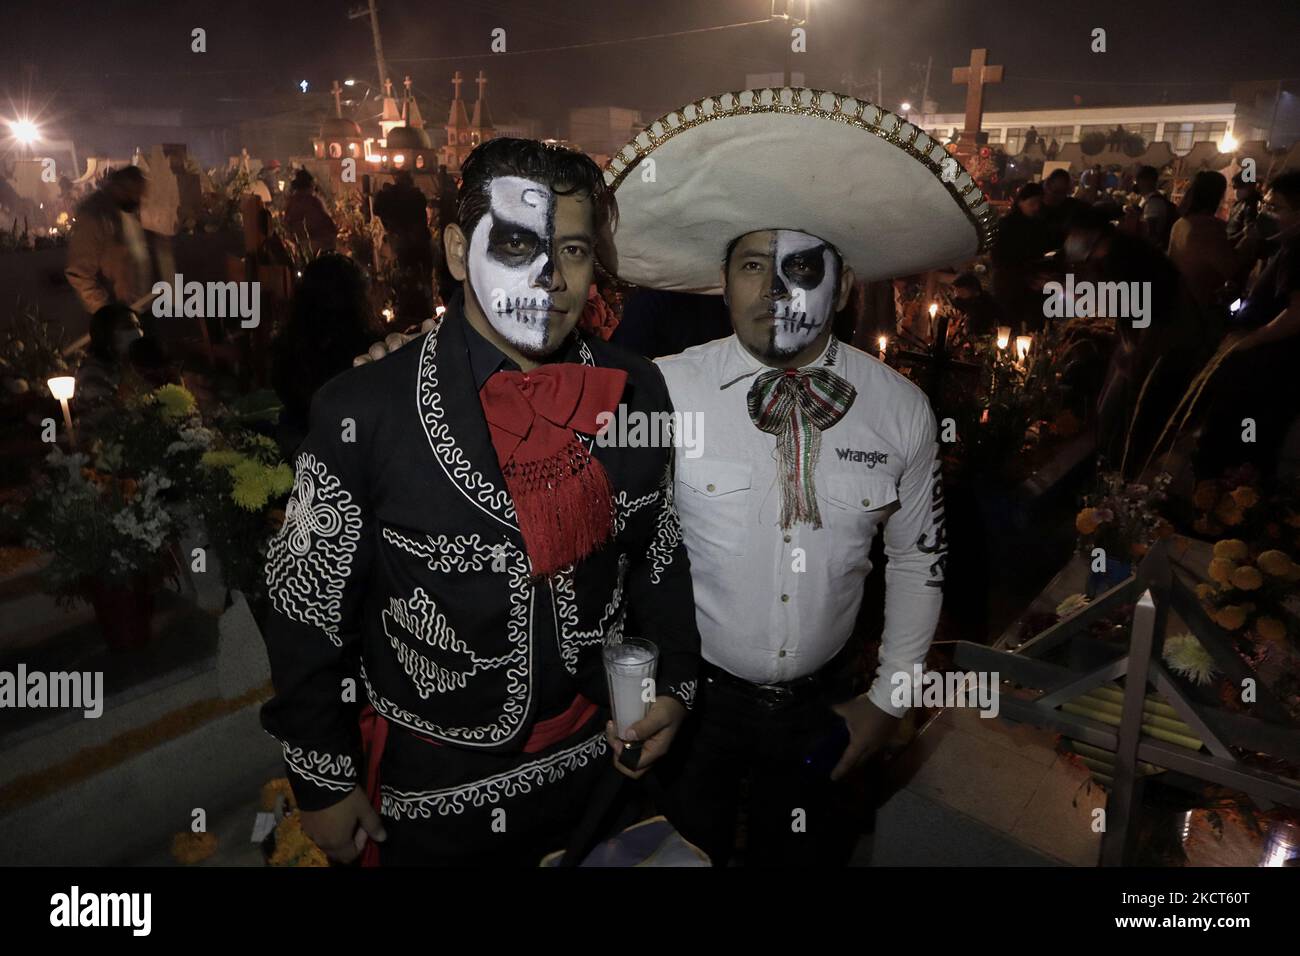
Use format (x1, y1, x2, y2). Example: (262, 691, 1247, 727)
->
(985, 160, 1300, 484)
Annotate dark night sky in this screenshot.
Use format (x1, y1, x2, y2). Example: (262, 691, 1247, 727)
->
(3, 0, 1299, 132)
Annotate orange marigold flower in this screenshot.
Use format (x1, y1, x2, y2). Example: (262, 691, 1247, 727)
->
(170, 831, 218, 865)
(1075, 508, 1101, 535)
(1215, 498, 1244, 526)
(1256, 616, 1288, 644)
(1257, 550, 1294, 577)
(1192, 481, 1219, 510)
(1213, 539, 1249, 561)
(1208, 557, 1236, 584)
(1214, 605, 1248, 630)
(1231, 486, 1260, 508)
(1194, 582, 1216, 601)
(1230, 565, 1264, 590)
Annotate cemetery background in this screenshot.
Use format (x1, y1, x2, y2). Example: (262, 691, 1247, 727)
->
(0, 22, 1298, 865)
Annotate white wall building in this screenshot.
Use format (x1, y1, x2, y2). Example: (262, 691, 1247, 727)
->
(916, 101, 1272, 155)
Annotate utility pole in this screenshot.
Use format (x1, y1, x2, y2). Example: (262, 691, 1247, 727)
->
(920, 55, 933, 118)
(349, 0, 390, 94)
(877, 66, 883, 106)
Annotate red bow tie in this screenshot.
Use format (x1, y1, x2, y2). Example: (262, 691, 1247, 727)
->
(480, 364, 628, 468)
(478, 363, 628, 577)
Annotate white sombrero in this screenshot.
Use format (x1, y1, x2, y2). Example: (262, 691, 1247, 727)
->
(603, 87, 997, 293)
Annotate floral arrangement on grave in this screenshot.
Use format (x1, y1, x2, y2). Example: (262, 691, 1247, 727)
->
(192, 422, 292, 610)
(0, 301, 72, 399)
(1075, 471, 1176, 564)
(16, 445, 179, 652)
(6, 385, 207, 647)
(1191, 475, 1300, 715)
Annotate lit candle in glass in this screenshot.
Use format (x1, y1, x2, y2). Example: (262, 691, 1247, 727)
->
(47, 375, 76, 443)
(877, 335, 887, 360)
(1016, 334, 1033, 362)
(996, 326, 1011, 350)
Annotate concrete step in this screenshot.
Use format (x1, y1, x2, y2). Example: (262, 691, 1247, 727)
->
(0, 699, 280, 865)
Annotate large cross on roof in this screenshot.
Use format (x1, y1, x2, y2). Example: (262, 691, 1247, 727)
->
(952, 48, 1004, 142)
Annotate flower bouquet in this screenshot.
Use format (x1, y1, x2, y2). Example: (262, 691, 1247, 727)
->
(1075, 471, 1175, 594)
(192, 423, 293, 611)
(19, 447, 179, 648)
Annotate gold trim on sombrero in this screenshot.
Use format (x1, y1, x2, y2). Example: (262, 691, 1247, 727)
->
(603, 86, 998, 254)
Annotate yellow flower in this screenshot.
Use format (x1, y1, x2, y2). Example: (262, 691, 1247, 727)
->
(1208, 557, 1236, 585)
(1195, 582, 1216, 601)
(1075, 508, 1101, 535)
(1213, 539, 1249, 561)
(1214, 605, 1248, 631)
(1192, 481, 1218, 510)
(267, 463, 294, 496)
(1256, 616, 1288, 644)
(1257, 550, 1294, 577)
(1231, 486, 1260, 509)
(201, 450, 243, 469)
(170, 831, 218, 865)
(154, 384, 197, 420)
(1229, 565, 1264, 591)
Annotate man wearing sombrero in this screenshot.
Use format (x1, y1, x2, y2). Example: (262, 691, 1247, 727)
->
(604, 87, 996, 865)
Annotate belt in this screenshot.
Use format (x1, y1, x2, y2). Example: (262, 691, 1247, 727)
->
(700, 659, 835, 707)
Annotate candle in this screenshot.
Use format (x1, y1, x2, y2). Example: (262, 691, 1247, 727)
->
(877, 335, 888, 360)
(47, 376, 76, 443)
(603, 639, 658, 739)
(1015, 334, 1033, 362)
(996, 326, 1011, 350)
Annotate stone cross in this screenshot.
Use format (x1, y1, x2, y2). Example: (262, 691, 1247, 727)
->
(476, 70, 488, 99)
(452, 70, 463, 100)
(331, 80, 343, 118)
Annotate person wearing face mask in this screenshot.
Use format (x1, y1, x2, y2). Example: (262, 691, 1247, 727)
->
(65, 167, 158, 320)
(260, 137, 699, 866)
(602, 88, 995, 865)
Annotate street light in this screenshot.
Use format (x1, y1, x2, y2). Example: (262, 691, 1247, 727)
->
(344, 78, 357, 87)
(8, 118, 39, 146)
(900, 102, 913, 113)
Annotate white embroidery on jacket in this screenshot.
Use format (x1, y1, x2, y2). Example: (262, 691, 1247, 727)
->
(272, 737, 357, 792)
(266, 452, 363, 647)
(382, 587, 515, 698)
(666, 679, 697, 710)
(380, 731, 608, 819)
(551, 554, 628, 675)
(647, 466, 683, 584)
(359, 535, 533, 747)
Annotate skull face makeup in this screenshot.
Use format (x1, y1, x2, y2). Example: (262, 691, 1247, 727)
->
(467, 175, 559, 355)
(769, 230, 839, 355)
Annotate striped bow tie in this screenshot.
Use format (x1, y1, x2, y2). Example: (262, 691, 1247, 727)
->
(746, 366, 857, 530)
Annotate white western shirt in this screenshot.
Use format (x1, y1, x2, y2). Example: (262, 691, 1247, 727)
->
(656, 334, 946, 717)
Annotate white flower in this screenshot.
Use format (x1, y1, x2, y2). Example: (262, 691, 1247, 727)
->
(1163, 633, 1218, 685)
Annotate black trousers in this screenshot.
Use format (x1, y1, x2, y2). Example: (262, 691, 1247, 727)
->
(654, 668, 862, 867)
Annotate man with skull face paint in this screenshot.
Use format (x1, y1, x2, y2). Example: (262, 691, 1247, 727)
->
(605, 88, 997, 865)
(260, 138, 699, 866)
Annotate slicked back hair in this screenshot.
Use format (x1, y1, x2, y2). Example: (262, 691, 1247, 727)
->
(456, 137, 616, 244)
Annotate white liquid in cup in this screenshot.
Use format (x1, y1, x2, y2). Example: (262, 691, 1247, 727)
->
(603, 640, 658, 740)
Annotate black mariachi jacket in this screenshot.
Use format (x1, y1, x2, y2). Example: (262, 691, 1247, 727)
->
(260, 307, 701, 810)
